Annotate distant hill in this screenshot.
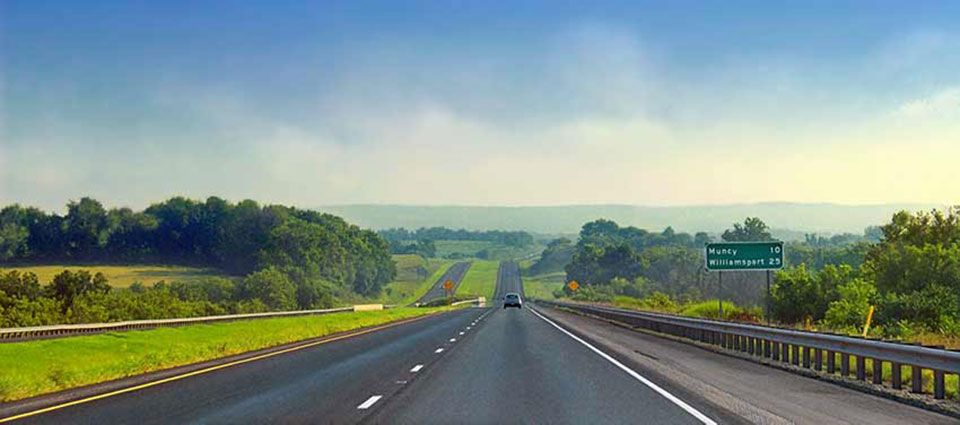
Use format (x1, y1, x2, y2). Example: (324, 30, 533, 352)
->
(319, 203, 946, 237)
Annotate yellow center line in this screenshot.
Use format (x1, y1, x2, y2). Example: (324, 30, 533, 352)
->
(0, 312, 445, 423)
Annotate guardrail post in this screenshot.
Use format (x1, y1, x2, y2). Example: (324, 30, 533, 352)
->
(791, 344, 800, 366)
(872, 359, 883, 384)
(748, 337, 755, 355)
(911, 366, 922, 393)
(764, 340, 771, 358)
(840, 353, 850, 376)
(734, 334, 741, 351)
(827, 351, 836, 373)
(856, 356, 866, 380)
(891, 362, 902, 389)
(933, 370, 945, 399)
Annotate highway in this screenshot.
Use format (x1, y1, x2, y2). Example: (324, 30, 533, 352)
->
(7, 261, 956, 424)
(367, 262, 725, 424)
(415, 261, 470, 304)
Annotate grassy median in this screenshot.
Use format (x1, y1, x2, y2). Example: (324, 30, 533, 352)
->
(456, 260, 499, 299)
(0, 307, 450, 402)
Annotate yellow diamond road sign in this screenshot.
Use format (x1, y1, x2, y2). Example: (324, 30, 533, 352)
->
(443, 280, 454, 290)
(567, 280, 579, 291)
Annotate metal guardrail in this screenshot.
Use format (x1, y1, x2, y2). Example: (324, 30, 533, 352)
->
(538, 300, 960, 401)
(451, 297, 486, 307)
(0, 298, 488, 343)
(0, 305, 376, 342)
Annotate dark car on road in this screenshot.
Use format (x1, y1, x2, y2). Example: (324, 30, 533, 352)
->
(503, 292, 522, 309)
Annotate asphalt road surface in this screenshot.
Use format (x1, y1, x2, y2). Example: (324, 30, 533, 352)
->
(367, 261, 721, 425)
(13, 307, 490, 425)
(9, 261, 955, 424)
(415, 261, 470, 304)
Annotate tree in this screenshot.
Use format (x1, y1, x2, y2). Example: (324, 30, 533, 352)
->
(529, 237, 574, 275)
(237, 267, 296, 310)
(0, 271, 42, 300)
(722, 217, 773, 242)
(63, 197, 110, 260)
(46, 270, 111, 313)
(694, 232, 713, 246)
(106, 208, 158, 261)
(770, 265, 822, 323)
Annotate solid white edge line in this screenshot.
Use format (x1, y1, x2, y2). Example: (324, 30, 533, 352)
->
(528, 307, 717, 425)
(357, 395, 383, 409)
(410, 364, 424, 373)
(435, 348, 444, 353)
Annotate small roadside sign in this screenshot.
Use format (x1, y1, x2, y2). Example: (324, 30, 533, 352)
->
(567, 280, 580, 291)
(443, 280, 454, 291)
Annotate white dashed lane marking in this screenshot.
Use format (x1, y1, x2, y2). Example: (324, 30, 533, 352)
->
(357, 395, 383, 410)
(410, 364, 424, 373)
(435, 348, 444, 353)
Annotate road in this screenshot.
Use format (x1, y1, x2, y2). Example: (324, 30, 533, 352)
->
(8, 261, 955, 424)
(415, 261, 470, 304)
(367, 261, 724, 424)
(12, 308, 490, 424)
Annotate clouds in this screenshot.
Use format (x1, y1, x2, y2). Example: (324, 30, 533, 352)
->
(3, 4, 960, 211)
(897, 87, 960, 117)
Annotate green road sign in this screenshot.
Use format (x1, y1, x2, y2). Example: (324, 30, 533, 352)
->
(705, 241, 783, 271)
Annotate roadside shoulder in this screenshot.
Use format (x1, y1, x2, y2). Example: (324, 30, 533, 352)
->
(534, 304, 957, 425)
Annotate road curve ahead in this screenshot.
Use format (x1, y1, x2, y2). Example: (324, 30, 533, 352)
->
(367, 262, 722, 425)
(416, 261, 470, 304)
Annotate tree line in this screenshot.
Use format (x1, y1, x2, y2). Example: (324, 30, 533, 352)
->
(0, 197, 397, 326)
(378, 227, 534, 253)
(555, 209, 960, 338)
(0, 267, 344, 327)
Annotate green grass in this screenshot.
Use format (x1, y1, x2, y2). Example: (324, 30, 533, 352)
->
(0, 265, 226, 288)
(456, 260, 499, 299)
(0, 306, 453, 402)
(433, 240, 495, 257)
(379, 258, 456, 305)
(522, 272, 566, 300)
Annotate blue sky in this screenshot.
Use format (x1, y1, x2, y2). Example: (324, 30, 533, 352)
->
(2, 1, 960, 211)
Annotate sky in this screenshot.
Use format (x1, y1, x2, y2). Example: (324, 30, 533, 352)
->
(2, 0, 960, 212)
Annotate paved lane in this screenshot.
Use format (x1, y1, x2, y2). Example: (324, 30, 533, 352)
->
(368, 262, 715, 425)
(416, 262, 471, 304)
(16, 308, 487, 425)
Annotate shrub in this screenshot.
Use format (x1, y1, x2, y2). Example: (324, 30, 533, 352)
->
(237, 267, 297, 311)
(823, 278, 876, 329)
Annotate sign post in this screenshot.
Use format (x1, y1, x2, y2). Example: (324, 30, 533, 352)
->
(443, 279, 454, 298)
(705, 241, 784, 322)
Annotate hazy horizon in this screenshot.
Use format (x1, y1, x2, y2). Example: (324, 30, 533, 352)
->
(3, 1, 960, 210)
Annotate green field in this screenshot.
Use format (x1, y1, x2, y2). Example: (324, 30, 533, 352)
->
(456, 260, 499, 299)
(0, 265, 227, 288)
(522, 272, 565, 300)
(433, 240, 494, 257)
(428, 240, 546, 261)
(379, 256, 456, 305)
(0, 306, 454, 402)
